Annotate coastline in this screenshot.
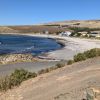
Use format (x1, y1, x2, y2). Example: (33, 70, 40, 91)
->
(0, 33, 100, 61)
(24, 33, 100, 61)
(0, 33, 100, 77)
(0, 33, 66, 62)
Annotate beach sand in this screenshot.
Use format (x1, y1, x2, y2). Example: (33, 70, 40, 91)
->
(22, 34, 100, 60)
(0, 33, 100, 76)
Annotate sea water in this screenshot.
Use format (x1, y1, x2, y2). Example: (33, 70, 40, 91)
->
(0, 34, 62, 55)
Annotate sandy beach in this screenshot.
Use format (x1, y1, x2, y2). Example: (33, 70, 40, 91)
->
(0, 34, 100, 100)
(20, 34, 100, 60)
(0, 33, 100, 76)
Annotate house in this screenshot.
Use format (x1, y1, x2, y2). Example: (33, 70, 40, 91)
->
(43, 30, 49, 34)
(78, 31, 88, 36)
(90, 31, 100, 37)
(59, 31, 72, 36)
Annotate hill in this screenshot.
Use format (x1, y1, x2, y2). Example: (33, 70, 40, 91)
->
(0, 57, 100, 100)
(44, 20, 100, 28)
(0, 25, 66, 34)
(1, 20, 100, 34)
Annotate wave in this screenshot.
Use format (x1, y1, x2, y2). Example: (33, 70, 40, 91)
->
(11, 46, 35, 54)
(26, 46, 34, 50)
(0, 42, 2, 45)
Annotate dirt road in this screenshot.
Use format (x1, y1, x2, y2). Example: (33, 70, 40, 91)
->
(0, 57, 100, 100)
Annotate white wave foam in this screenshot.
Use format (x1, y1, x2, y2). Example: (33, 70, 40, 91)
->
(0, 42, 2, 44)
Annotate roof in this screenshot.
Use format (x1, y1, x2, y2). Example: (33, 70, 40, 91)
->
(91, 31, 100, 33)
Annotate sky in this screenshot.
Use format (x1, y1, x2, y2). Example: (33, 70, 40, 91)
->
(0, 0, 100, 25)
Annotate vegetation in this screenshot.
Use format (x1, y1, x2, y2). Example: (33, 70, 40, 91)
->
(0, 62, 65, 91)
(0, 69, 37, 91)
(67, 60, 74, 65)
(56, 63, 65, 68)
(69, 27, 100, 38)
(0, 48, 100, 91)
(38, 63, 65, 75)
(69, 27, 100, 33)
(67, 48, 100, 64)
(74, 53, 87, 62)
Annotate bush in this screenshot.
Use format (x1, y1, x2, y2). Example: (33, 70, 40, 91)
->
(73, 48, 100, 63)
(10, 69, 37, 86)
(0, 69, 37, 91)
(56, 63, 65, 68)
(38, 67, 52, 75)
(0, 76, 12, 91)
(67, 60, 74, 65)
(74, 53, 86, 62)
(38, 63, 65, 75)
(84, 48, 100, 58)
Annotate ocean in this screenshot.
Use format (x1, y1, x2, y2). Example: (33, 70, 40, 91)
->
(0, 34, 62, 55)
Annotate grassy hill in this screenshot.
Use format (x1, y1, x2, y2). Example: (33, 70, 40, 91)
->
(44, 20, 100, 28)
(1, 20, 100, 33)
(0, 25, 66, 34)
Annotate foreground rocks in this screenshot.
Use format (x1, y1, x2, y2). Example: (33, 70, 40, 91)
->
(0, 54, 37, 64)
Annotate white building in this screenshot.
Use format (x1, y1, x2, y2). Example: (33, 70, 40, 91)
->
(78, 31, 88, 36)
(59, 31, 72, 36)
(90, 31, 100, 37)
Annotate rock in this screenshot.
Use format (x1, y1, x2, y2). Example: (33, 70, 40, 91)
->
(0, 54, 37, 64)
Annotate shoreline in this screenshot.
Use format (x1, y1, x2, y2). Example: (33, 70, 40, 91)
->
(0, 33, 66, 61)
(0, 33, 100, 61)
(28, 34, 100, 61)
(0, 33, 100, 76)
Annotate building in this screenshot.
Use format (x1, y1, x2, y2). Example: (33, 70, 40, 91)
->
(90, 31, 100, 37)
(43, 30, 49, 34)
(78, 31, 88, 36)
(59, 31, 72, 36)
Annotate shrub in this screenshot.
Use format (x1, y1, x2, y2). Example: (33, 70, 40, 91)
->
(76, 33, 81, 37)
(56, 63, 65, 68)
(67, 60, 74, 65)
(0, 76, 12, 91)
(72, 48, 100, 63)
(38, 63, 65, 75)
(10, 69, 37, 86)
(38, 68, 49, 75)
(0, 69, 37, 91)
(74, 53, 86, 62)
(84, 48, 100, 58)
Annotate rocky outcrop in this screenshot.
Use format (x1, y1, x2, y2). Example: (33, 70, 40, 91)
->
(0, 54, 37, 64)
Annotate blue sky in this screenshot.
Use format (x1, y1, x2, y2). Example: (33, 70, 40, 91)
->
(0, 0, 100, 25)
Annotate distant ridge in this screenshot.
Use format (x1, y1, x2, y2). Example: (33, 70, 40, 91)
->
(0, 20, 100, 33)
(43, 20, 100, 28)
